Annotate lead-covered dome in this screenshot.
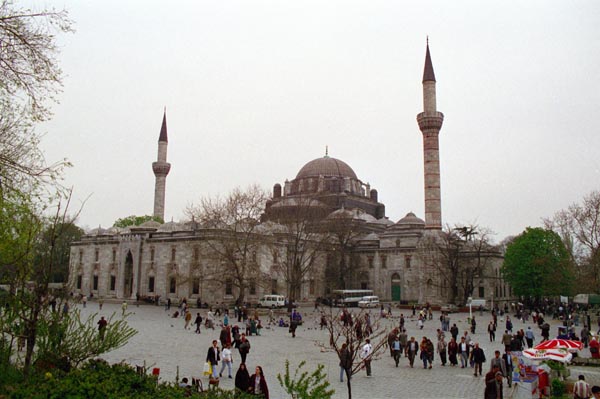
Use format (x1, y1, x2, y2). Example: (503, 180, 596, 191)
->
(296, 156, 357, 180)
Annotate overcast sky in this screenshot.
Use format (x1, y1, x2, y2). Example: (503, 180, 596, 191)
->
(36, 0, 600, 242)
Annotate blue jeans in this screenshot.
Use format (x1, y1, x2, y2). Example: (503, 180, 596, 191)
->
(219, 361, 232, 377)
(211, 363, 219, 378)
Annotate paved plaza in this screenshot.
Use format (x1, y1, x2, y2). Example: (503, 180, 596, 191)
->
(80, 302, 600, 398)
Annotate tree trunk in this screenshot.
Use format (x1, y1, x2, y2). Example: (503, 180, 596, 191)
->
(346, 369, 352, 399)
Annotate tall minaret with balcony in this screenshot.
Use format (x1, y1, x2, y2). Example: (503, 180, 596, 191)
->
(417, 41, 444, 230)
(152, 110, 171, 221)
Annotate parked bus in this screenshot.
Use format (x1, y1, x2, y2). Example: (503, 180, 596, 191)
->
(331, 289, 374, 307)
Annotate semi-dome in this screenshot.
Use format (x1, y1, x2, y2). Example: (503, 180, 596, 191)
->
(296, 156, 357, 180)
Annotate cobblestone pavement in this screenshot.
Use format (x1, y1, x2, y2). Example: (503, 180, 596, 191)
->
(80, 303, 600, 399)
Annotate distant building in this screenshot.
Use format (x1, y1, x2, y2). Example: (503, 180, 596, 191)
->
(69, 44, 509, 307)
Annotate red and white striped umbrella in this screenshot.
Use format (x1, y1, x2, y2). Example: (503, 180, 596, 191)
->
(522, 348, 573, 363)
(534, 339, 583, 353)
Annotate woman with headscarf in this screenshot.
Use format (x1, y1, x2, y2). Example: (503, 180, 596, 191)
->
(234, 363, 251, 395)
(248, 365, 269, 398)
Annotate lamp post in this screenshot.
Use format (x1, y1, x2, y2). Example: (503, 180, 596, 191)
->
(468, 296, 473, 321)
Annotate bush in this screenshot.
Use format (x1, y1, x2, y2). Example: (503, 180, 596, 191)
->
(551, 378, 565, 398)
(0, 359, 255, 398)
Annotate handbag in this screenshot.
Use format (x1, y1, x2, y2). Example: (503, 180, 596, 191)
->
(203, 362, 212, 376)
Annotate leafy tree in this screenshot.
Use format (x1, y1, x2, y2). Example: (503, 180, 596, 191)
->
(185, 184, 269, 305)
(501, 227, 574, 301)
(113, 214, 164, 228)
(35, 222, 83, 283)
(0, 0, 73, 197)
(321, 307, 388, 399)
(277, 360, 334, 399)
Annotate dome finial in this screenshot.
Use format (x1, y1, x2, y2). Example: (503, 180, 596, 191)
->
(325, 145, 329, 157)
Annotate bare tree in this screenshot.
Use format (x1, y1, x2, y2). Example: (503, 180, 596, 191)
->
(271, 196, 330, 302)
(186, 184, 269, 305)
(544, 190, 600, 292)
(321, 209, 365, 290)
(321, 306, 388, 399)
(420, 225, 497, 305)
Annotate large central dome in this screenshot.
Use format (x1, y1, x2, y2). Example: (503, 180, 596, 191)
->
(296, 156, 358, 180)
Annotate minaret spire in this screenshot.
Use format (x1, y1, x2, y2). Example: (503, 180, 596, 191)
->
(152, 109, 171, 221)
(417, 40, 444, 230)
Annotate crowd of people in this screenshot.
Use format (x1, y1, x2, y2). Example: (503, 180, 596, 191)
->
(80, 296, 600, 398)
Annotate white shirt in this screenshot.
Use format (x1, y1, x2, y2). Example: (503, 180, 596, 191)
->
(222, 348, 232, 362)
(361, 343, 372, 359)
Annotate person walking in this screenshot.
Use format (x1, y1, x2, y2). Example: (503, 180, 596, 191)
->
(392, 336, 402, 367)
(437, 335, 447, 366)
(407, 336, 419, 368)
(235, 363, 251, 395)
(490, 350, 506, 377)
(238, 333, 251, 364)
(339, 342, 352, 381)
(448, 337, 458, 366)
(388, 328, 398, 357)
(184, 310, 192, 330)
(488, 321, 496, 342)
(219, 343, 233, 378)
(194, 313, 203, 334)
(360, 338, 373, 376)
(485, 369, 504, 399)
(525, 326, 535, 349)
(248, 365, 269, 398)
(502, 350, 514, 387)
(471, 342, 486, 377)
(206, 340, 220, 380)
(573, 375, 591, 399)
(97, 316, 107, 341)
(458, 336, 470, 368)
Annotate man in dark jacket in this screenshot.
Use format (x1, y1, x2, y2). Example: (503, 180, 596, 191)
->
(206, 340, 220, 379)
(471, 342, 486, 377)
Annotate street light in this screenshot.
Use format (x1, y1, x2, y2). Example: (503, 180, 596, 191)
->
(467, 296, 473, 321)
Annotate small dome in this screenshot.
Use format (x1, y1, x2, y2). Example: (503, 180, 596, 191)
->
(296, 156, 357, 180)
(139, 220, 162, 229)
(374, 217, 395, 226)
(393, 212, 425, 229)
(87, 227, 108, 235)
(326, 208, 356, 220)
(361, 232, 379, 241)
(157, 221, 190, 232)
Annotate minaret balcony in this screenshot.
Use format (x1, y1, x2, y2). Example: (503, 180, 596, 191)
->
(417, 112, 444, 131)
(152, 162, 171, 176)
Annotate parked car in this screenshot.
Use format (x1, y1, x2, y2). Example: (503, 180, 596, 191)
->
(358, 296, 380, 308)
(440, 304, 459, 313)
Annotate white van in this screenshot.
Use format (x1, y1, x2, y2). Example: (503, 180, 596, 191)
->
(259, 295, 285, 308)
(469, 299, 487, 310)
(358, 296, 380, 308)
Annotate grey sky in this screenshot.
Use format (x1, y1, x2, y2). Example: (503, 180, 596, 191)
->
(37, 0, 600, 242)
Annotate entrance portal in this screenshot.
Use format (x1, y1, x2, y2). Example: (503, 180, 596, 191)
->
(391, 273, 401, 301)
(124, 251, 133, 298)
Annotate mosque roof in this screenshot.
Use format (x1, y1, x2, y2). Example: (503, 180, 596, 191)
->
(296, 155, 357, 180)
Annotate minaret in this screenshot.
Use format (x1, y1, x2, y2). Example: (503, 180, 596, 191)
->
(152, 109, 171, 221)
(417, 40, 444, 230)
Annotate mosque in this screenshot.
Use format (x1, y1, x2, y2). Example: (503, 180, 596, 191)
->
(69, 44, 508, 307)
